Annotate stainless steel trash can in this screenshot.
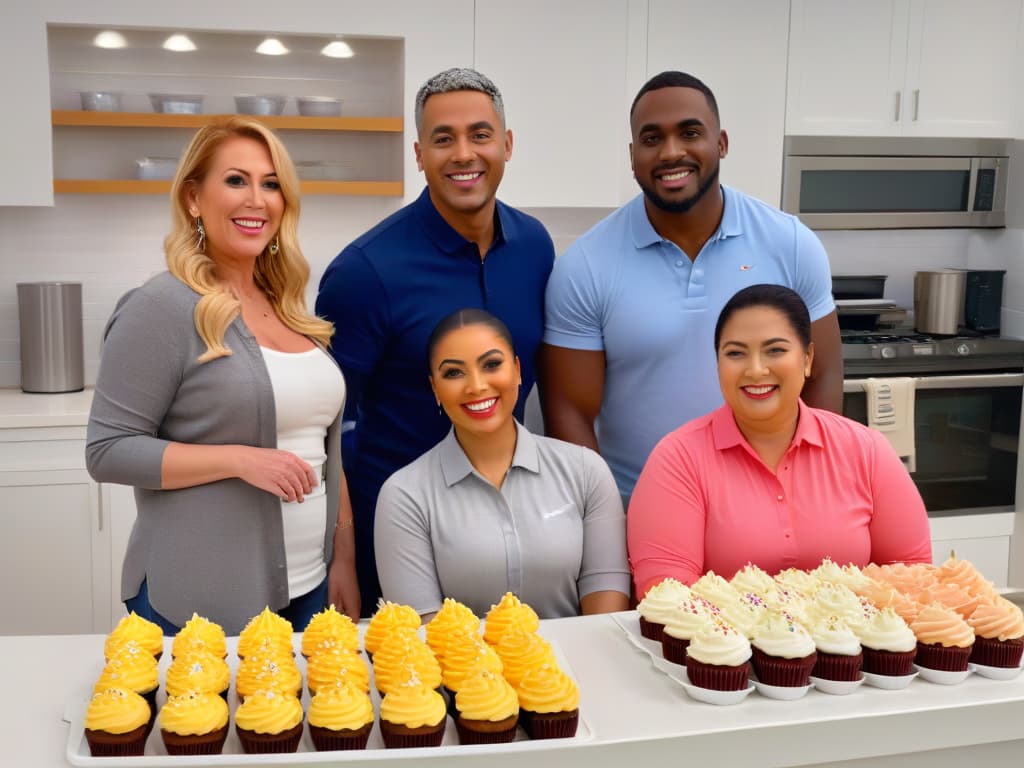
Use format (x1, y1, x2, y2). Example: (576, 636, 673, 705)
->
(17, 282, 84, 393)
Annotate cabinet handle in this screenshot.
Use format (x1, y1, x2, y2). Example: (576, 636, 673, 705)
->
(894, 91, 902, 122)
(913, 89, 920, 121)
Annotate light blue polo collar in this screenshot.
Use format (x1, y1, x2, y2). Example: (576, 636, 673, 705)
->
(629, 184, 743, 250)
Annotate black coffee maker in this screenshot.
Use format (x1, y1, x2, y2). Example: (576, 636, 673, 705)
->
(963, 269, 1006, 334)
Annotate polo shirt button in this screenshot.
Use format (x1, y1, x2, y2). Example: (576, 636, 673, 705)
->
(675, 259, 684, 267)
(777, 494, 784, 501)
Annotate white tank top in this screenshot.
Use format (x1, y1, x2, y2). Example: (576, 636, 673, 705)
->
(260, 345, 346, 599)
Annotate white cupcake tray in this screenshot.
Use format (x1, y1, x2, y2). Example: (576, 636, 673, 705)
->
(64, 634, 593, 766)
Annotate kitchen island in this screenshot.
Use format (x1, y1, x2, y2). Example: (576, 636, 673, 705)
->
(5, 612, 1024, 768)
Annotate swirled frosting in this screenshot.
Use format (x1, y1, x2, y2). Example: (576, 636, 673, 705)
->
(159, 691, 229, 736)
(867, 562, 938, 596)
(425, 598, 481, 658)
(685, 619, 752, 666)
(937, 554, 987, 591)
(165, 650, 231, 697)
(751, 611, 816, 658)
(440, 630, 503, 691)
(808, 584, 865, 628)
(171, 613, 226, 659)
(234, 690, 303, 734)
(237, 607, 294, 658)
(810, 558, 846, 586)
(515, 664, 579, 714)
(364, 601, 421, 655)
(494, 625, 556, 687)
(85, 688, 151, 734)
(105, 612, 164, 660)
(691, 571, 739, 608)
(719, 592, 769, 637)
(857, 606, 916, 652)
(94, 642, 159, 695)
(763, 585, 810, 624)
(917, 582, 980, 620)
(774, 568, 820, 596)
(301, 605, 360, 656)
(236, 652, 302, 699)
(730, 564, 774, 596)
(483, 593, 540, 646)
(810, 615, 862, 655)
(910, 603, 975, 648)
(306, 647, 370, 694)
(373, 630, 442, 694)
(662, 596, 718, 641)
(637, 578, 693, 625)
(890, 591, 923, 625)
(839, 563, 873, 593)
(968, 597, 1024, 641)
(854, 578, 898, 610)
(379, 681, 446, 729)
(307, 681, 375, 731)
(455, 669, 519, 721)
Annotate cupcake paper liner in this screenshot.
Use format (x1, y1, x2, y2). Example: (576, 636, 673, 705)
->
(309, 723, 373, 751)
(85, 724, 148, 757)
(379, 719, 446, 749)
(661, 634, 690, 665)
(684, 657, 751, 691)
(915, 641, 972, 672)
(969, 636, 1024, 669)
(235, 722, 303, 754)
(455, 714, 519, 744)
(751, 648, 817, 687)
(161, 724, 229, 755)
(812, 651, 863, 681)
(519, 708, 579, 739)
(638, 616, 665, 642)
(861, 647, 917, 676)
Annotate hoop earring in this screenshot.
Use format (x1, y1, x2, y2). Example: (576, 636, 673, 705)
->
(194, 216, 206, 253)
(268, 236, 280, 256)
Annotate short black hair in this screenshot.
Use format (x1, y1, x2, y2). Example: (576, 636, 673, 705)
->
(714, 284, 812, 351)
(630, 70, 719, 121)
(426, 308, 515, 371)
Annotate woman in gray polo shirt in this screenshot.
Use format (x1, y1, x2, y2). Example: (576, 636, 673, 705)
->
(374, 308, 630, 619)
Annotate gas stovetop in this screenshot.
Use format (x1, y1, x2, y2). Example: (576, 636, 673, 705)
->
(841, 330, 1024, 376)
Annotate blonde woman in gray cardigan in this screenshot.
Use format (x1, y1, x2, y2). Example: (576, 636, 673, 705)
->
(87, 118, 359, 634)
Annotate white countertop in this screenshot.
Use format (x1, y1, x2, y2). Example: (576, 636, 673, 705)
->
(5, 612, 1024, 768)
(0, 386, 93, 429)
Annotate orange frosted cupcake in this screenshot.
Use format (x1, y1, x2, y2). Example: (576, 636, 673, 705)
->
(364, 602, 421, 659)
(234, 690, 304, 753)
(171, 613, 226, 659)
(105, 611, 164, 661)
(301, 605, 360, 658)
(483, 593, 539, 646)
(84, 687, 151, 757)
(910, 603, 975, 672)
(917, 582, 981, 620)
(967, 597, 1024, 668)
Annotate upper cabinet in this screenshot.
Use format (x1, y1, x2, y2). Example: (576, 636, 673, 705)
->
(787, 0, 1020, 137)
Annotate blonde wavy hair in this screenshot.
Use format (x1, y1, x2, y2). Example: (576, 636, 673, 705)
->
(165, 117, 333, 362)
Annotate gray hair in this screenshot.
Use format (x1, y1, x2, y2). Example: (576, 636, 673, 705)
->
(414, 68, 505, 133)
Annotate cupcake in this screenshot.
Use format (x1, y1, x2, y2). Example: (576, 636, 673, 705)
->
(165, 650, 231, 699)
(719, 591, 769, 638)
(425, 598, 481, 659)
(967, 597, 1024, 668)
(494, 625, 557, 687)
(918, 581, 981, 620)
(301, 605, 360, 658)
(235, 651, 303, 702)
(105, 611, 164, 661)
(684, 618, 751, 691)
(171, 613, 226, 659)
(93, 642, 160, 728)
(439, 629, 504, 701)
(307, 681, 375, 751)
(306, 646, 371, 696)
(364, 601, 422, 659)
(158, 691, 229, 755)
(809, 557, 847, 586)
(807, 584, 865, 629)
(378, 680, 448, 748)
(750, 611, 817, 687)
(234, 690, 304, 753)
(730, 563, 775, 596)
(810, 615, 863, 681)
(515, 663, 579, 739)
(483, 593, 540, 646)
(690, 571, 740, 611)
(454, 669, 519, 744)
(910, 603, 975, 672)
(857, 606, 918, 676)
(774, 567, 820, 596)
(373, 631, 442, 697)
(84, 688, 151, 757)
(660, 596, 717, 665)
(636, 578, 692, 641)
(237, 607, 294, 659)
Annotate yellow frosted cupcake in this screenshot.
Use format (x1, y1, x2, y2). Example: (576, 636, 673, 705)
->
(308, 681, 375, 751)
(171, 613, 227, 659)
(494, 625, 556, 687)
(454, 669, 519, 744)
(425, 598, 481, 659)
(483, 593, 539, 646)
(373, 629, 442, 696)
(159, 691, 229, 755)
(94, 641, 160, 725)
(85, 687, 151, 756)
(306, 646, 371, 695)
(379, 679, 447, 749)
(440, 629, 504, 696)
(165, 650, 231, 699)
(515, 663, 579, 739)
(234, 690, 304, 754)
(364, 601, 421, 658)
(301, 605, 360, 657)
(105, 611, 164, 660)
(237, 607, 294, 659)
(235, 651, 303, 702)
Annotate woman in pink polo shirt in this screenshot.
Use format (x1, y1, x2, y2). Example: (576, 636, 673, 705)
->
(627, 284, 931, 597)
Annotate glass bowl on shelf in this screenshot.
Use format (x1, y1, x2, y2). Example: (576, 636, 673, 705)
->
(234, 95, 287, 116)
(79, 91, 122, 112)
(148, 93, 204, 114)
(296, 97, 343, 117)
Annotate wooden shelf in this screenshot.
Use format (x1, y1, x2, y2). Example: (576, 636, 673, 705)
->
(52, 110, 403, 133)
(54, 179, 403, 196)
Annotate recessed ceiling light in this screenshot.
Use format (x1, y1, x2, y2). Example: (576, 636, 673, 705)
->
(93, 30, 127, 50)
(320, 40, 354, 59)
(162, 34, 196, 52)
(256, 38, 289, 56)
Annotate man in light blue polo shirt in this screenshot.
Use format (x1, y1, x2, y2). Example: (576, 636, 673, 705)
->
(540, 71, 842, 503)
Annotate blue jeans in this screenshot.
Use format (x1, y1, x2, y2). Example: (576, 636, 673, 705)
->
(125, 577, 329, 635)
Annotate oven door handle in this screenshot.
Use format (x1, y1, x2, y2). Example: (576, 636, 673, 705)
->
(844, 373, 1024, 393)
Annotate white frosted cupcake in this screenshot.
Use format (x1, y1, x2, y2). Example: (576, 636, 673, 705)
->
(750, 611, 817, 687)
(691, 571, 739, 609)
(730, 563, 774, 596)
(857, 607, 917, 676)
(660, 596, 719, 664)
(810, 615, 863, 681)
(637, 578, 691, 641)
(684, 619, 751, 691)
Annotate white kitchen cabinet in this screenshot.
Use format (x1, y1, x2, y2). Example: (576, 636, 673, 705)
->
(646, 0, 791, 206)
(929, 513, 1015, 588)
(102, 482, 137, 631)
(787, 0, 1019, 138)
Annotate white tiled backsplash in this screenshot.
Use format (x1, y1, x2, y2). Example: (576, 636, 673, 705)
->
(1, 195, 1022, 390)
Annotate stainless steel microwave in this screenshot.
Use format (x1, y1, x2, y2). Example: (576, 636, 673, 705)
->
(782, 136, 1009, 229)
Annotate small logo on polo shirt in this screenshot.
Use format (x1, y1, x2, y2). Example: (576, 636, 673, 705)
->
(740, 264, 754, 271)
(542, 503, 575, 519)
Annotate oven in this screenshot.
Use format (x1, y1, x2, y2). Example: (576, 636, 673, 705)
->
(841, 332, 1024, 518)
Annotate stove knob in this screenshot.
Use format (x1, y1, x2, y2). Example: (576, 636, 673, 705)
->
(880, 346, 896, 359)
(956, 343, 971, 356)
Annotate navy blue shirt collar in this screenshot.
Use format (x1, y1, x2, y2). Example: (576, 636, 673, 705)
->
(412, 186, 511, 256)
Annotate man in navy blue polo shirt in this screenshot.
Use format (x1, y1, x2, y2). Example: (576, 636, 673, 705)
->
(316, 68, 555, 614)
